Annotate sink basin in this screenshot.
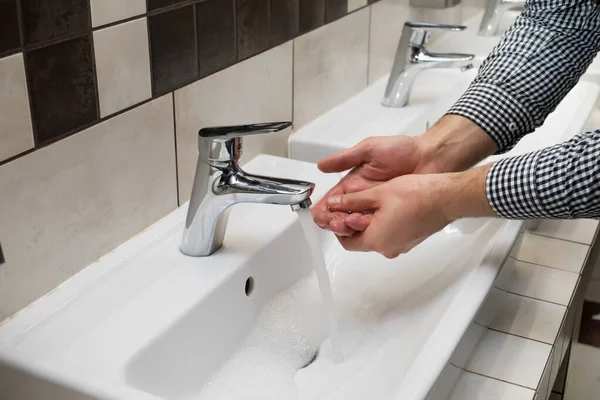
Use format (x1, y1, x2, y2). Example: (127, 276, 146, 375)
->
(0, 154, 522, 400)
(289, 68, 478, 164)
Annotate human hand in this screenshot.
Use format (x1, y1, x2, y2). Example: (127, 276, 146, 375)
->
(324, 165, 495, 258)
(312, 135, 440, 236)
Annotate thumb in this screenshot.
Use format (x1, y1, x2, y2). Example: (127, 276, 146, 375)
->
(317, 142, 369, 173)
(326, 188, 379, 212)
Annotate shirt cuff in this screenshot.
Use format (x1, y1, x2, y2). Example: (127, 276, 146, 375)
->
(447, 82, 536, 154)
(485, 151, 547, 219)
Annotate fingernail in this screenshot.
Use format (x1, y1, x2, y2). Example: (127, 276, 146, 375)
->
(327, 196, 341, 207)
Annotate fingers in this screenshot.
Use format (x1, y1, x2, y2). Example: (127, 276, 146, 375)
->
(326, 188, 379, 213)
(329, 218, 358, 237)
(317, 141, 369, 173)
(344, 213, 371, 232)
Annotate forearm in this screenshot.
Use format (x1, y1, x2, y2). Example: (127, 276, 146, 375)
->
(447, 0, 600, 153)
(421, 115, 498, 173)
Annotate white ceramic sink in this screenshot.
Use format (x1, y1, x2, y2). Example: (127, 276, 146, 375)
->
(0, 154, 521, 400)
(289, 68, 478, 164)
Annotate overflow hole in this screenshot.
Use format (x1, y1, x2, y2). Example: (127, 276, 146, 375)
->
(245, 277, 255, 297)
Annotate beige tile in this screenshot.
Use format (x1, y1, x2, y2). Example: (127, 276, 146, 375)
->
(368, 0, 414, 83)
(0, 95, 177, 322)
(533, 219, 598, 245)
(426, 363, 462, 400)
(511, 232, 589, 274)
(474, 287, 506, 327)
(294, 9, 369, 128)
(348, 0, 367, 12)
(536, 350, 553, 400)
(94, 18, 152, 117)
(465, 329, 552, 389)
(90, 0, 146, 27)
(449, 371, 535, 400)
(0, 53, 34, 162)
(175, 42, 293, 202)
(564, 343, 600, 400)
(496, 258, 579, 306)
(489, 293, 566, 344)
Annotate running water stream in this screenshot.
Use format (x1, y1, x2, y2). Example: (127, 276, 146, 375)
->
(296, 209, 343, 362)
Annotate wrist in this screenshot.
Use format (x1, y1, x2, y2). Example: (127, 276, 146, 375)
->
(435, 164, 496, 221)
(420, 115, 498, 173)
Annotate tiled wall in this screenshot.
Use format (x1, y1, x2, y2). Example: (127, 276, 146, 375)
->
(0, 0, 476, 322)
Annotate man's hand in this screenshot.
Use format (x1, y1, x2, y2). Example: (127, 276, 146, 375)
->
(325, 165, 496, 258)
(312, 135, 441, 236)
(311, 115, 498, 237)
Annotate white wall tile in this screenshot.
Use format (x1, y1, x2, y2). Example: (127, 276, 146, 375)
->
(90, 0, 146, 27)
(348, 0, 367, 12)
(94, 18, 152, 117)
(466, 329, 552, 389)
(511, 232, 589, 274)
(449, 371, 535, 400)
(536, 350, 553, 400)
(496, 258, 579, 306)
(294, 9, 369, 128)
(489, 293, 566, 344)
(368, 0, 414, 83)
(426, 363, 462, 400)
(0, 53, 34, 163)
(175, 42, 293, 202)
(533, 219, 598, 245)
(450, 322, 486, 369)
(422, 4, 462, 43)
(474, 287, 506, 327)
(0, 95, 177, 321)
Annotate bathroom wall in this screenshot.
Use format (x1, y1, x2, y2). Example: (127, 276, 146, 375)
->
(0, 0, 480, 323)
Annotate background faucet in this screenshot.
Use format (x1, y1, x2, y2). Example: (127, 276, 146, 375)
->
(180, 122, 315, 257)
(382, 22, 475, 108)
(479, 0, 525, 37)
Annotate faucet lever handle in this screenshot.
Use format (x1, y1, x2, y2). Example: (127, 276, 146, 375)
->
(404, 21, 467, 47)
(199, 122, 291, 140)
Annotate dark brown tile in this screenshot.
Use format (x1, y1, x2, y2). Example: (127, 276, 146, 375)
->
(270, 0, 298, 46)
(197, 0, 236, 77)
(325, 0, 347, 22)
(299, 0, 324, 34)
(579, 300, 600, 348)
(236, 0, 269, 60)
(20, 0, 90, 46)
(25, 34, 98, 144)
(149, 4, 198, 95)
(0, 0, 20, 55)
(147, 0, 190, 12)
(367, 0, 378, 3)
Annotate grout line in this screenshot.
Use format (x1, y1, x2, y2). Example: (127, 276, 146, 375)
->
(172, 92, 181, 207)
(88, 4, 102, 122)
(502, 289, 572, 308)
(507, 256, 584, 276)
(487, 326, 556, 346)
(291, 36, 295, 131)
(528, 230, 594, 247)
(461, 368, 538, 391)
(146, 11, 155, 97)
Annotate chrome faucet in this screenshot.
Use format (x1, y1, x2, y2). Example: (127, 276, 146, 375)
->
(479, 0, 525, 37)
(180, 122, 315, 257)
(382, 22, 475, 108)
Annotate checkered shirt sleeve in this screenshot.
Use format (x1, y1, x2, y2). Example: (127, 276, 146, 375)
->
(448, 0, 600, 219)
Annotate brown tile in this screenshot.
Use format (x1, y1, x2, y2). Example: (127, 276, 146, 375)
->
(147, 0, 190, 11)
(20, 0, 90, 46)
(270, 0, 299, 46)
(325, 0, 347, 22)
(149, 4, 198, 95)
(236, 0, 269, 60)
(0, 0, 20, 55)
(299, 0, 325, 34)
(197, 0, 236, 77)
(25, 34, 98, 144)
(579, 300, 600, 348)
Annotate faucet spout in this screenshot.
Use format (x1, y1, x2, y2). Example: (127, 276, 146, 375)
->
(479, 0, 525, 37)
(382, 22, 474, 108)
(180, 122, 316, 257)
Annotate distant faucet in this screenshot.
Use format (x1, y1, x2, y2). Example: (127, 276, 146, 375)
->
(180, 122, 315, 257)
(382, 22, 475, 108)
(479, 0, 525, 37)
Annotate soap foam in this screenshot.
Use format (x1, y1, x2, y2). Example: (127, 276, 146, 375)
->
(195, 219, 497, 400)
